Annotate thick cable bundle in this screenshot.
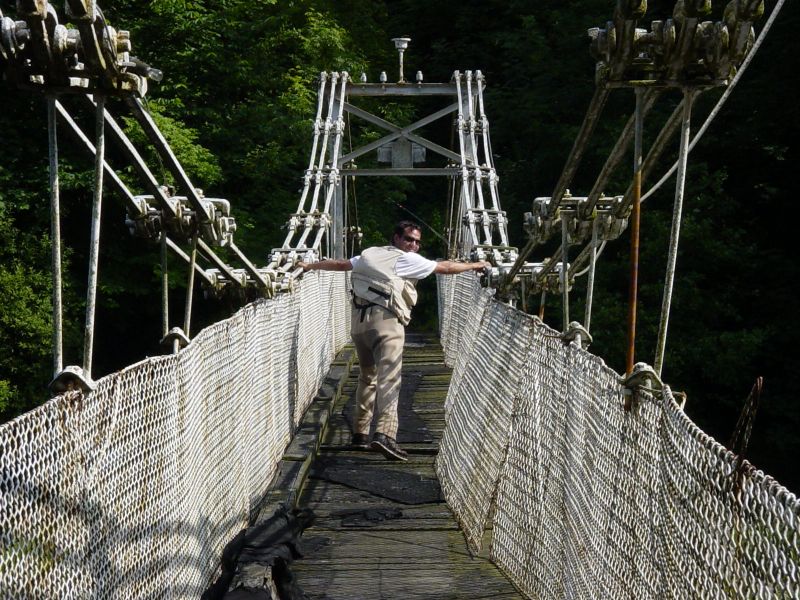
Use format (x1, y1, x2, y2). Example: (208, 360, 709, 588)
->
(0, 272, 348, 599)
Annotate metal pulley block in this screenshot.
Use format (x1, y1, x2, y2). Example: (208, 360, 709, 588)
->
(241, 268, 277, 293)
(590, 194, 627, 241)
(3, 0, 154, 94)
(591, 0, 762, 87)
(480, 265, 501, 288)
(51, 24, 80, 61)
(285, 215, 299, 233)
(524, 196, 557, 245)
(269, 249, 288, 266)
(595, 209, 628, 241)
(162, 196, 198, 238)
(1, 16, 29, 64)
(204, 198, 236, 247)
(472, 244, 517, 265)
(285, 210, 323, 233)
(463, 209, 508, 228)
(533, 258, 572, 295)
(125, 195, 162, 239)
(205, 267, 248, 291)
(558, 207, 593, 246)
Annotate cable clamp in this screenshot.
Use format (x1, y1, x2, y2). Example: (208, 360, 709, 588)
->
(49, 365, 96, 394)
(160, 327, 191, 350)
(621, 362, 663, 391)
(562, 321, 593, 349)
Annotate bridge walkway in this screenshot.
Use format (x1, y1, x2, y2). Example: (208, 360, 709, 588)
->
(292, 332, 523, 599)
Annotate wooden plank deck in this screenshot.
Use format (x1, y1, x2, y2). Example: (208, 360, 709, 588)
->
(292, 333, 523, 600)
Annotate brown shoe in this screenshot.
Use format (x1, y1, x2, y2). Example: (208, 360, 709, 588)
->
(371, 433, 408, 461)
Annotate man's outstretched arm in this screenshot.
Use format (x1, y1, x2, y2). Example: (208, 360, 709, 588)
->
(433, 260, 491, 275)
(297, 259, 353, 272)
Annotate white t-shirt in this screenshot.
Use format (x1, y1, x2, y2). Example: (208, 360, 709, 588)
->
(350, 251, 437, 280)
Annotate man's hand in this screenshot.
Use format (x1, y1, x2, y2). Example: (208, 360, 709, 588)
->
(434, 260, 492, 275)
(296, 258, 353, 272)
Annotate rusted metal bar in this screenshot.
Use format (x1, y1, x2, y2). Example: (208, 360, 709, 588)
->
(626, 89, 645, 376)
(618, 99, 685, 216)
(584, 220, 598, 332)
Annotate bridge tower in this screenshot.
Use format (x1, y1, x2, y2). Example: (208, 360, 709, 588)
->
(278, 39, 522, 276)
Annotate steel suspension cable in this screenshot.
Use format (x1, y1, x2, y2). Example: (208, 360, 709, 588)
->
(502, 87, 610, 291)
(654, 89, 697, 377)
(582, 90, 662, 217)
(47, 96, 63, 376)
(584, 218, 599, 332)
(160, 232, 169, 339)
(183, 233, 198, 340)
(83, 95, 106, 378)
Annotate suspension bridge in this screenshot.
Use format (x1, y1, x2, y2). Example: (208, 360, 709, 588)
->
(1, 0, 797, 598)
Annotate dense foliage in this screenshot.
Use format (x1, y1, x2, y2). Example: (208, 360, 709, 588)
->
(1, 0, 797, 490)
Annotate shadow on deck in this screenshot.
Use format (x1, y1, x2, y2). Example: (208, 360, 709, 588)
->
(291, 332, 523, 600)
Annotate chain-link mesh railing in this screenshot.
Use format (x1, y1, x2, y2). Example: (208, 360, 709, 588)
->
(0, 271, 348, 599)
(436, 273, 800, 600)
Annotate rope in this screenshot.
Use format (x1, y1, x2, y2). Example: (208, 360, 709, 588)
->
(654, 89, 696, 377)
(641, 0, 787, 204)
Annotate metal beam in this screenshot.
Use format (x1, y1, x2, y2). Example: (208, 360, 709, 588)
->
(339, 102, 460, 165)
(340, 168, 460, 177)
(346, 83, 460, 97)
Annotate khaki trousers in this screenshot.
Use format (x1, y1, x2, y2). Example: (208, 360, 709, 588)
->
(350, 304, 405, 439)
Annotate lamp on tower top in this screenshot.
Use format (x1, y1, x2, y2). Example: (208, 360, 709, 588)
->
(391, 37, 411, 83)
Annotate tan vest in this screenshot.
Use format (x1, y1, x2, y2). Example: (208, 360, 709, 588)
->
(351, 246, 419, 325)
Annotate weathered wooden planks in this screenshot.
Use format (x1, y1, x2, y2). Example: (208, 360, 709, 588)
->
(293, 333, 523, 600)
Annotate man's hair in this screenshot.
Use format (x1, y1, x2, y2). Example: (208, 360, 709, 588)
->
(392, 220, 422, 240)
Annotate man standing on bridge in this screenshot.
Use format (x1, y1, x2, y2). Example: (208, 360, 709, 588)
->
(298, 220, 489, 461)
